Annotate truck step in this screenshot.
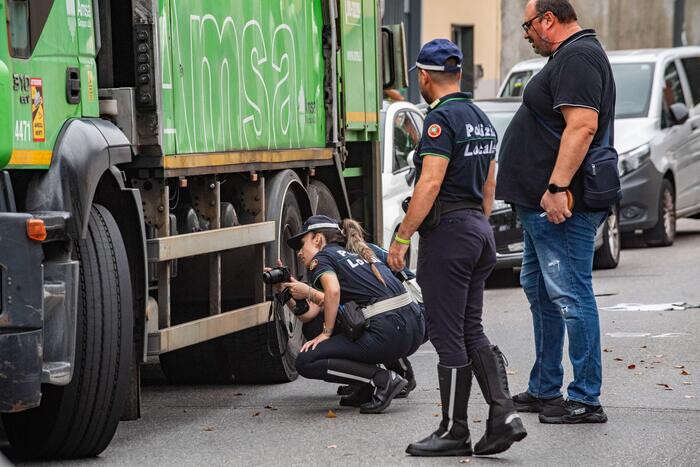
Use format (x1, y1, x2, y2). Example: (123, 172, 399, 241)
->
(147, 302, 271, 355)
(147, 221, 275, 261)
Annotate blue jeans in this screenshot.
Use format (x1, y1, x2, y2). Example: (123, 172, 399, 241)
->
(516, 206, 607, 406)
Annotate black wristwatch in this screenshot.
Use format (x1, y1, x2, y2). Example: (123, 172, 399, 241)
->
(548, 183, 569, 194)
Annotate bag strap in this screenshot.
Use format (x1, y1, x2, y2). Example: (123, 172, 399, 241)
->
(525, 102, 611, 147)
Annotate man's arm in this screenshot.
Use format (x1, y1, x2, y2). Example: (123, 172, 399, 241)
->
(541, 106, 598, 223)
(549, 106, 598, 186)
(397, 156, 449, 240)
(482, 159, 496, 217)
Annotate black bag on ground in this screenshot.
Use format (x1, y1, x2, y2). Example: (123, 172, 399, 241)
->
(336, 301, 366, 341)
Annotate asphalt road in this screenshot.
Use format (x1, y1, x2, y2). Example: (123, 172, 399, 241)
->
(3, 220, 700, 466)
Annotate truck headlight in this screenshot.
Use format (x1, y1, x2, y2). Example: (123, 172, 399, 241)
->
(618, 143, 650, 177)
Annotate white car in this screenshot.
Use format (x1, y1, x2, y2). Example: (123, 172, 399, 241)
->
(499, 47, 700, 247)
(380, 100, 424, 270)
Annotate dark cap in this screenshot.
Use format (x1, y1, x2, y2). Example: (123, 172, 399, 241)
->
(286, 215, 341, 250)
(409, 38, 463, 73)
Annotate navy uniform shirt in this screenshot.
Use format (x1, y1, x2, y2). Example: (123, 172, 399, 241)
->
(309, 243, 405, 305)
(496, 29, 616, 210)
(414, 92, 497, 204)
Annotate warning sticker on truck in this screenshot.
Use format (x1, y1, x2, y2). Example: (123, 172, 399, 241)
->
(30, 78, 45, 142)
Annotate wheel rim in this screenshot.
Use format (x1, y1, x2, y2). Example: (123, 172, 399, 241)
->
(607, 209, 620, 259)
(663, 188, 676, 239)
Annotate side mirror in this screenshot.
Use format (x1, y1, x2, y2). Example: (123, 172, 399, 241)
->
(670, 102, 689, 126)
(381, 24, 408, 91)
(0, 59, 12, 167)
(405, 150, 416, 185)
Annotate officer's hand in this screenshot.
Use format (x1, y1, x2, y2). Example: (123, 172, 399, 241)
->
(301, 332, 330, 352)
(540, 191, 572, 224)
(388, 240, 409, 272)
(281, 281, 311, 300)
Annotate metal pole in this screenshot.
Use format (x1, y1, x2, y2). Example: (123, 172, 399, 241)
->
(673, 0, 686, 47)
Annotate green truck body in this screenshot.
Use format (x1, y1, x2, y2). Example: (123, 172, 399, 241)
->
(0, 0, 404, 459)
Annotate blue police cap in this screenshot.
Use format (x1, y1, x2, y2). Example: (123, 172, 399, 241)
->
(410, 39, 463, 73)
(287, 214, 341, 250)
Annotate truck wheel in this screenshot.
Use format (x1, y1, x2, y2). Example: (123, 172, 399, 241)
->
(308, 180, 340, 219)
(644, 179, 675, 247)
(2, 204, 133, 459)
(228, 170, 307, 383)
(593, 206, 620, 269)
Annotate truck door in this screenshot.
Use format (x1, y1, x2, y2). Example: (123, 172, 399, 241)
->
(3, 0, 92, 170)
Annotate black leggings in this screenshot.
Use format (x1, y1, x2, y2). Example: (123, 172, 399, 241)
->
(295, 304, 424, 384)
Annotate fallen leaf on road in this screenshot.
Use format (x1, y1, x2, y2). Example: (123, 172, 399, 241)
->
(265, 405, 278, 411)
(614, 357, 623, 361)
(252, 412, 260, 417)
(652, 361, 661, 364)
(459, 459, 470, 464)
(682, 381, 692, 385)
(674, 365, 685, 369)
(326, 409, 337, 418)
(680, 370, 690, 375)
(234, 392, 244, 396)
(327, 445, 337, 449)
(655, 354, 664, 358)
(640, 345, 647, 349)
(627, 364, 636, 369)
(685, 395, 695, 399)
(603, 348, 613, 352)
(656, 383, 673, 390)
(204, 426, 214, 432)
(433, 413, 440, 417)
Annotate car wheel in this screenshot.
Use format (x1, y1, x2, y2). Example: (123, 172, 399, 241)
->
(593, 206, 620, 269)
(644, 179, 675, 247)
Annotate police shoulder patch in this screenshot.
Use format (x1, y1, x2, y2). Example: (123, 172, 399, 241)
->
(309, 258, 318, 271)
(427, 123, 442, 138)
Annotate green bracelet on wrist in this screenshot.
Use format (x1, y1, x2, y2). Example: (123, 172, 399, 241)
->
(394, 233, 411, 245)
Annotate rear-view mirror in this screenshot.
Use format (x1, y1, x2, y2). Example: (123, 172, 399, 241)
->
(381, 23, 408, 91)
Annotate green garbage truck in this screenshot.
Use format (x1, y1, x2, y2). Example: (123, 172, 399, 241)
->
(0, 0, 406, 458)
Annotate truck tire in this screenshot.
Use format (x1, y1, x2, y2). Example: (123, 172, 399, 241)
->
(593, 206, 620, 269)
(308, 180, 341, 219)
(644, 179, 675, 247)
(229, 170, 307, 383)
(2, 204, 133, 459)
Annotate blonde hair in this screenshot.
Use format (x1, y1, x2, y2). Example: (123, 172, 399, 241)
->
(341, 219, 387, 288)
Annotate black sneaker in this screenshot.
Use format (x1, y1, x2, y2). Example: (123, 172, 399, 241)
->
(539, 399, 608, 424)
(512, 392, 563, 413)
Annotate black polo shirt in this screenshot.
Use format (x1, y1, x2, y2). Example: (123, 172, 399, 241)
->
(496, 29, 616, 210)
(413, 92, 497, 204)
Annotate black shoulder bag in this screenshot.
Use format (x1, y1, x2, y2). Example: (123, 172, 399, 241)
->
(529, 108, 621, 210)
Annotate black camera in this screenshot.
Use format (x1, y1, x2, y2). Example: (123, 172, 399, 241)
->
(262, 266, 291, 285)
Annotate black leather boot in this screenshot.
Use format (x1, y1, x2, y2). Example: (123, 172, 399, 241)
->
(359, 370, 407, 414)
(339, 383, 373, 407)
(406, 364, 473, 457)
(390, 358, 416, 399)
(470, 345, 527, 455)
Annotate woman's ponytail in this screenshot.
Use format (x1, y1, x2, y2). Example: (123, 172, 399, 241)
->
(342, 218, 387, 288)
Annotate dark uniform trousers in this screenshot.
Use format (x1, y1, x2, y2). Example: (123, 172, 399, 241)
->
(417, 209, 496, 367)
(295, 304, 424, 383)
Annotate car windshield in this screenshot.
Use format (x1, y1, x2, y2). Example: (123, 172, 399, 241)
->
(611, 62, 655, 118)
(500, 62, 655, 119)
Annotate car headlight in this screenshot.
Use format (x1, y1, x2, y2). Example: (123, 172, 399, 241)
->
(618, 143, 651, 177)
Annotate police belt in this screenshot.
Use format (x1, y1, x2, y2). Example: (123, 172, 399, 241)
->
(362, 292, 413, 319)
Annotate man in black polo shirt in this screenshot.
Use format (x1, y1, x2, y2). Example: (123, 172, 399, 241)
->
(388, 39, 526, 457)
(496, 0, 617, 424)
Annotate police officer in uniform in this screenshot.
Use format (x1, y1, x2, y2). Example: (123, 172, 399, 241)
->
(387, 39, 527, 456)
(282, 215, 424, 414)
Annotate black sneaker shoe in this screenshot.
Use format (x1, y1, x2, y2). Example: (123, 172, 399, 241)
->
(394, 374, 416, 399)
(512, 392, 563, 413)
(539, 399, 608, 424)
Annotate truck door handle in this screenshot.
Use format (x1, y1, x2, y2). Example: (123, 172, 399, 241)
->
(66, 67, 81, 104)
